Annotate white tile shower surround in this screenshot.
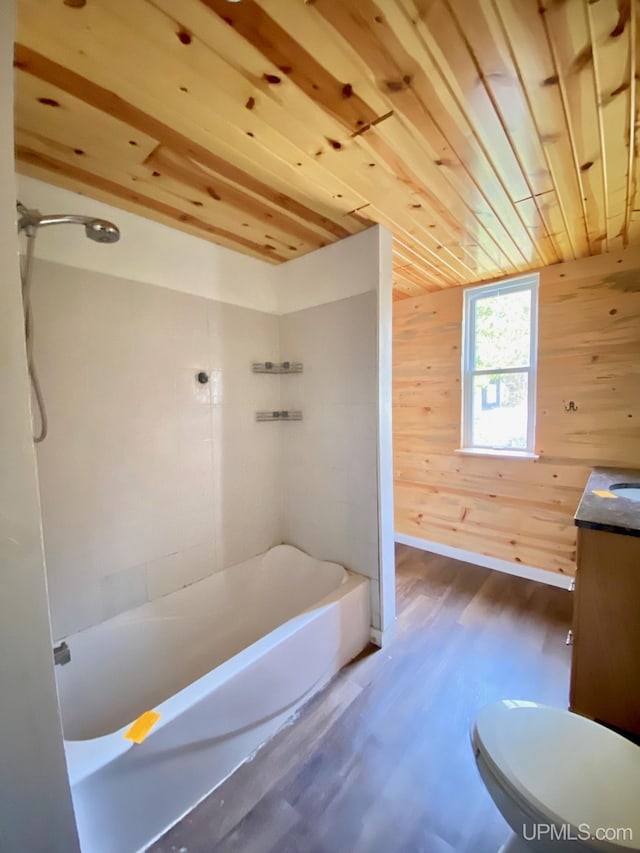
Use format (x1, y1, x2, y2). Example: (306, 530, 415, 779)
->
(32, 259, 282, 640)
(279, 292, 381, 625)
(31, 260, 381, 640)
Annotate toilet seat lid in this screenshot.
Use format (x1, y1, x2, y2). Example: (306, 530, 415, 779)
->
(473, 701, 640, 851)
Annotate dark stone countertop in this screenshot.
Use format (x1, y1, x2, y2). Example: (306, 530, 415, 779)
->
(574, 467, 640, 538)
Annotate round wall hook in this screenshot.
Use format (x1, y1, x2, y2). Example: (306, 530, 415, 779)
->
(197, 371, 209, 384)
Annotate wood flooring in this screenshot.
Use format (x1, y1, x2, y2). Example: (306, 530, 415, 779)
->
(150, 545, 573, 853)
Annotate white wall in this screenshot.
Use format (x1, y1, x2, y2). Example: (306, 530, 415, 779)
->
(376, 226, 396, 639)
(0, 4, 80, 850)
(278, 226, 394, 634)
(17, 175, 279, 313)
(32, 260, 282, 639)
(280, 292, 381, 622)
(277, 227, 386, 315)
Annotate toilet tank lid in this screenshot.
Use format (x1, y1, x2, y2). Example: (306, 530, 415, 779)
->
(472, 701, 640, 851)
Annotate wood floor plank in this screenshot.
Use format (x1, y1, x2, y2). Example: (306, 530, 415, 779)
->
(211, 796, 301, 853)
(150, 545, 573, 853)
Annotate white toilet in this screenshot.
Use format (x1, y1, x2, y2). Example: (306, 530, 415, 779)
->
(472, 700, 640, 852)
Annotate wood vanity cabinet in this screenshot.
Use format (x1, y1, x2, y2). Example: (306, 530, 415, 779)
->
(570, 526, 640, 737)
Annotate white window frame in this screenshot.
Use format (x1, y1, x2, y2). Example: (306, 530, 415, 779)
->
(461, 273, 539, 455)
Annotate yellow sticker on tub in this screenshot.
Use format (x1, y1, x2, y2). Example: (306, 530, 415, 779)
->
(592, 489, 619, 499)
(124, 710, 161, 744)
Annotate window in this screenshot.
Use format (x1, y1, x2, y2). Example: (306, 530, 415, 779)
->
(462, 274, 539, 454)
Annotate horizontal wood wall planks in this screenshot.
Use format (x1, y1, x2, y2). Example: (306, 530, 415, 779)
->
(393, 247, 640, 576)
(13, 0, 640, 294)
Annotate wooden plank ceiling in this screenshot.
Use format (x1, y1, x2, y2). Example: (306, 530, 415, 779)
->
(14, 0, 640, 300)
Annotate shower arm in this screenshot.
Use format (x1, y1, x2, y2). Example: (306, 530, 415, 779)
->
(36, 213, 97, 228)
(18, 205, 97, 231)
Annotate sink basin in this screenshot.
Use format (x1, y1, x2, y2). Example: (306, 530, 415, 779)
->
(610, 483, 640, 501)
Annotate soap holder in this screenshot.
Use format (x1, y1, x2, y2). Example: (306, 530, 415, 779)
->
(252, 361, 303, 374)
(256, 410, 303, 422)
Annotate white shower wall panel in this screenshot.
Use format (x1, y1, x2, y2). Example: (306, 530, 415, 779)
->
(32, 259, 282, 640)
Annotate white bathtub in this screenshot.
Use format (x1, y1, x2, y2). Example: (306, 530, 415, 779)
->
(56, 545, 370, 853)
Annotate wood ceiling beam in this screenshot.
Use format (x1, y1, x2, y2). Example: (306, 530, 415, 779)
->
(198, 0, 378, 133)
(149, 0, 504, 280)
(15, 145, 288, 261)
(442, 0, 563, 265)
(145, 146, 331, 251)
(15, 71, 315, 258)
(13, 44, 351, 243)
(311, 0, 548, 267)
(488, 0, 576, 261)
(623, 0, 638, 247)
(537, 0, 595, 255)
(585, 1, 611, 254)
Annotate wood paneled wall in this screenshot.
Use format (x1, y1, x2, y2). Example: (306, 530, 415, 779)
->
(393, 248, 640, 576)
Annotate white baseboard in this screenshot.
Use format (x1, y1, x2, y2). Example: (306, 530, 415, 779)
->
(370, 623, 397, 648)
(395, 532, 572, 590)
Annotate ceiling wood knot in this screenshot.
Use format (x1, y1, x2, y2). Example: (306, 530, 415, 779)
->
(571, 45, 593, 73)
(386, 76, 412, 92)
(263, 73, 281, 85)
(610, 0, 631, 37)
(610, 81, 629, 98)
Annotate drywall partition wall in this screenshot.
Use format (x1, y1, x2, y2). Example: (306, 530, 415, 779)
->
(376, 226, 396, 638)
(394, 247, 640, 578)
(32, 259, 282, 639)
(278, 226, 395, 637)
(277, 226, 386, 314)
(0, 3, 79, 850)
(17, 175, 279, 313)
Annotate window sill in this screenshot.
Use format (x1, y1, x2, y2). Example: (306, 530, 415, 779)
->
(455, 447, 540, 460)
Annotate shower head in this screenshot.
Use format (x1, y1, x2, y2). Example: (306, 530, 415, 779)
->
(84, 219, 120, 243)
(17, 202, 120, 243)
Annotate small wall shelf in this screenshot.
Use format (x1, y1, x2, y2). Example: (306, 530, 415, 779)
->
(252, 361, 303, 374)
(256, 410, 303, 422)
